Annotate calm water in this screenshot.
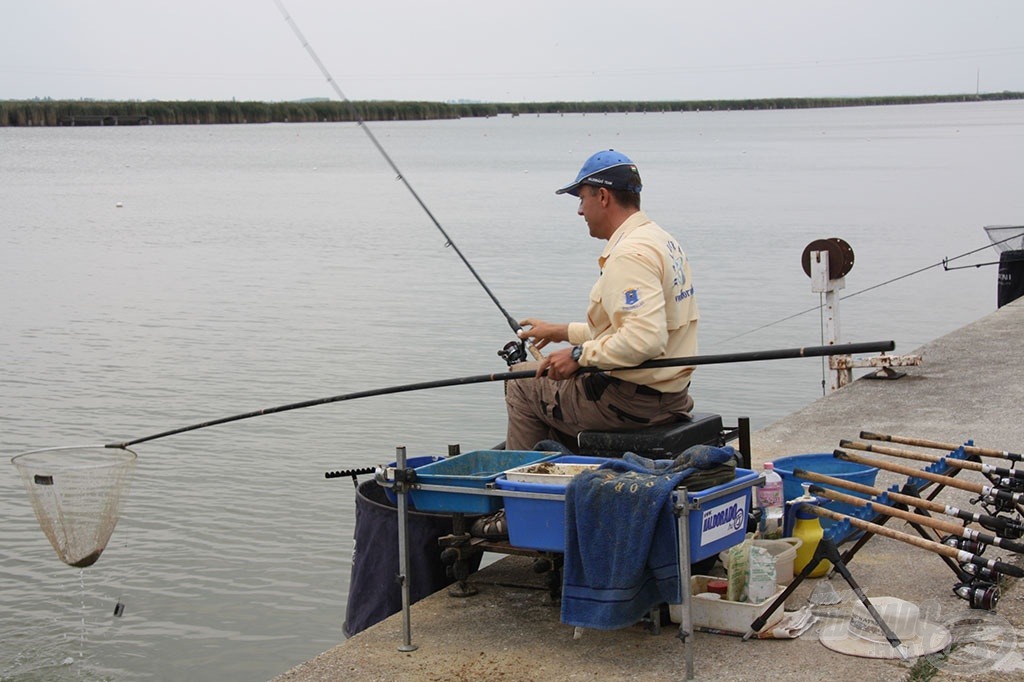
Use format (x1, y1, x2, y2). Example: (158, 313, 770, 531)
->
(2, 101, 1021, 681)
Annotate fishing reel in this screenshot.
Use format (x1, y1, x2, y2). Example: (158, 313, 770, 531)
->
(953, 580, 1000, 610)
(942, 534, 987, 556)
(979, 515, 1024, 540)
(979, 471, 1024, 494)
(497, 340, 528, 367)
(959, 561, 1000, 583)
(973, 492, 1020, 517)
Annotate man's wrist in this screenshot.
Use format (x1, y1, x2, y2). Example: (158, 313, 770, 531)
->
(570, 344, 583, 363)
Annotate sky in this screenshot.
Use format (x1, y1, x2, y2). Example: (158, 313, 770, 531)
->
(2, 1, 1023, 103)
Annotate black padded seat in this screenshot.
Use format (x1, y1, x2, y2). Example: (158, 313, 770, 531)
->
(576, 412, 724, 458)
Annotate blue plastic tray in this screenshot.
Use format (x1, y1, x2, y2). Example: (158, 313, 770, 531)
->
(408, 450, 558, 514)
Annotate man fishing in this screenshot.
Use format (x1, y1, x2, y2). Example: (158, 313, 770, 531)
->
(505, 149, 700, 451)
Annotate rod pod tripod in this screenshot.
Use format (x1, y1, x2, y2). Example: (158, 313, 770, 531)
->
(743, 534, 909, 659)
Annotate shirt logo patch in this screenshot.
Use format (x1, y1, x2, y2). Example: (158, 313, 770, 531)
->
(623, 288, 642, 310)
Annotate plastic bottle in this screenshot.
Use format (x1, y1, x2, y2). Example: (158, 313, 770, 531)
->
(747, 545, 778, 603)
(792, 483, 831, 577)
(756, 462, 784, 540)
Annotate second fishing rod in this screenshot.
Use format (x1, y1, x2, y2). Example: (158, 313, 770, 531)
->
(274, 0, 541, 363)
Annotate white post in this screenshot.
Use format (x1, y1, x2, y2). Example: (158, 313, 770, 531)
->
(809, 251, 849, 391)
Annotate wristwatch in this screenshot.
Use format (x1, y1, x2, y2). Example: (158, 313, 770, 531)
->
(570, 345, 583, 363)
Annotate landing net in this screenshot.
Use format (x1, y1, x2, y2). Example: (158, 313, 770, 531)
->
(11, 446, 137, 568)
(985, 225, 1024, 253)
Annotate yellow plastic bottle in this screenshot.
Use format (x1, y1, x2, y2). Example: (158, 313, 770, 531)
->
(792, 499, 831, 578)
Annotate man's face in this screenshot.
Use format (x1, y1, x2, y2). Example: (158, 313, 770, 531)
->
(577, 185, 605, 238)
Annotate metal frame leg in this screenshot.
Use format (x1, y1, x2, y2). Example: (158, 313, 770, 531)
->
(674, 490, 694, 680)
(395, 446, 418, 652)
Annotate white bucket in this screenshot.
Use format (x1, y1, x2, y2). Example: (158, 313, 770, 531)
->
(719, 537, 803, 585)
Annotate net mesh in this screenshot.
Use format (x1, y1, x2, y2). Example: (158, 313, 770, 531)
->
(985, 225, 1024, 253)
(11, 446, 137, 568)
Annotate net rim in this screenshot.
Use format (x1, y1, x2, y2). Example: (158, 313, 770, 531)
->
(11, 444, 138, 471)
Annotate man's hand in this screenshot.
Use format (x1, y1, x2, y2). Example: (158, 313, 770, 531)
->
(537, 346, 580, 380)
(518, 318, 570, 350)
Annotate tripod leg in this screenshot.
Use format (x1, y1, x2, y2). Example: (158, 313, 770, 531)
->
(743, 538, 832, 640)
(820, 540, 909, 660)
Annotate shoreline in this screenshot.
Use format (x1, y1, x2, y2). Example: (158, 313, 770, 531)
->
(3, 91, 1022, 127)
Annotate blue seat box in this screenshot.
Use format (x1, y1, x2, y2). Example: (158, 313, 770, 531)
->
(408, 450, 558, 514)
(497, 461, 758, 561)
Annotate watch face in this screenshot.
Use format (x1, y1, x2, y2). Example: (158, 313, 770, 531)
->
(572, 345, 582, 361)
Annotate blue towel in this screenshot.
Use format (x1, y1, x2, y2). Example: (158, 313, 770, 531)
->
(560, 445, 736, 630)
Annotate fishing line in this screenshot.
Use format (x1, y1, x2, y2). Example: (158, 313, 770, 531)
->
(272, 0, 541, 359)
(104, 340, 893, 449)
(721, 230, 1024, 344)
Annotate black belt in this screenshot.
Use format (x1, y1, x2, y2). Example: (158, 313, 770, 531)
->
(604, 374, 663, 397)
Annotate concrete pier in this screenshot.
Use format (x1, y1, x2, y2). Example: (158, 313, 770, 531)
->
(273, 299, 1023, 682)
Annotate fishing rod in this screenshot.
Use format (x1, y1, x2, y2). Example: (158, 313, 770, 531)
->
(860, 430, 1022, 463)
(792, 467, 1024, 538)
(272, 0, 542, 361)
(808, 485, 1024, 555)
(807, 506, 1024, 579)
(840, 439, 1024, 482)
(104, 339, 893, 449)
(834, 449, 1024, 506)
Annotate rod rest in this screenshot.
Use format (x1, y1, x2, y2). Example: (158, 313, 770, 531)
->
(576, 412, 725, 458)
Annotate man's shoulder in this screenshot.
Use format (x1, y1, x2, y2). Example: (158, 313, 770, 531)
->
(622, 216, 681, 248)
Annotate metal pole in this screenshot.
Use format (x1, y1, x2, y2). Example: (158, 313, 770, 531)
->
(675, 490, 694, 680)
(395, 446, 417, 652)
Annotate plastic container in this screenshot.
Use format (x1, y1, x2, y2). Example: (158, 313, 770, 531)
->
(669, 575, 786, 633)
(755, 462, 784, 539)
(503, 460, 602, 485)
(497, 464, 758, 559)
(495, 456, 611, 552)
(408, 450, 558, 514)
(792, 502, 830, 577)
(771, 453, 878, 532)
(719, 537, 802, 585)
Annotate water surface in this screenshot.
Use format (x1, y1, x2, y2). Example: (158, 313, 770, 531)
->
(1, 101, 1021, 680)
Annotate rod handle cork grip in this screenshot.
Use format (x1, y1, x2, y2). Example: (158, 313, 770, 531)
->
(809, 505, 1024, 578)
(859, 431, 1023, 462)
(834, 448, 983, 494)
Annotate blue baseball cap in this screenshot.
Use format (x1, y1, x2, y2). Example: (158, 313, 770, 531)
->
(555, 149, 643, 196)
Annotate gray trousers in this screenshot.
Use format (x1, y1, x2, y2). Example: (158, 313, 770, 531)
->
(505, 372, 694, 451)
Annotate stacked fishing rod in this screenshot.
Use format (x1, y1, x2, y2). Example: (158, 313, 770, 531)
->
(795, 431, 1024, 611)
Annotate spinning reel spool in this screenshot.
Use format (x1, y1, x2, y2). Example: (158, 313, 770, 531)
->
(497, 340, 528, 367)
(941, 534, 1004, 609)
(954, 580, 1000, 610)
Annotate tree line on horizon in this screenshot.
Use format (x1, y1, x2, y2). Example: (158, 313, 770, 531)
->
(1, 92, 1021, 127)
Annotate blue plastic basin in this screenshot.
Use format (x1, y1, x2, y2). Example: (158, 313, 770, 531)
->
(771, 453, 878, 534)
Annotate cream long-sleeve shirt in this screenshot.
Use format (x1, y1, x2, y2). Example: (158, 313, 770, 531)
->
(566, 211, 699, 393)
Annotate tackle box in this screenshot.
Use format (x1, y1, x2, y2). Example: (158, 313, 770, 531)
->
(407, 449, 558, 514)
(496, 462, 758, 560)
